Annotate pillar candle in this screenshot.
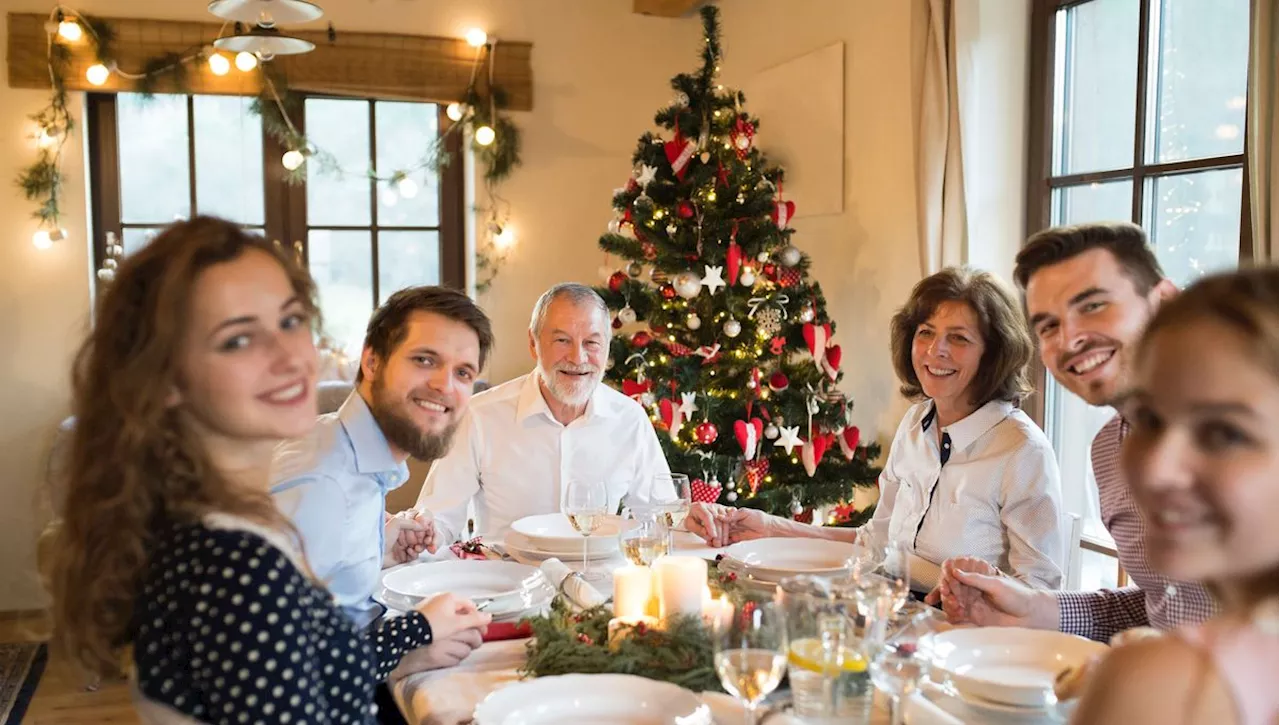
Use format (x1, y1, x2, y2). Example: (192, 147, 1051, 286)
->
(653, 556, 707, 619)
(613, 565, 652, 619)
(702, 595, 734, 630)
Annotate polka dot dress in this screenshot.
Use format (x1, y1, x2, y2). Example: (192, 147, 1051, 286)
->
(133, 522, 432, 724)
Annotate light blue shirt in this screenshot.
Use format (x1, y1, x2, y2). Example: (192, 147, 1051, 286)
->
(271, 392, 409, 628)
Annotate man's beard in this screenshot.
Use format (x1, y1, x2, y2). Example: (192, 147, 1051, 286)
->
(368, 377, 460, 461)
(536, 360, 601, 407)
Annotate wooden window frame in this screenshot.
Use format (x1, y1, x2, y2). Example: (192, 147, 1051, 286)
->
(87, 92, 465, 293)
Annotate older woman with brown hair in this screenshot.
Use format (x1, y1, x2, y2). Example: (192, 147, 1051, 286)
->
(689, 267, 1065, 590)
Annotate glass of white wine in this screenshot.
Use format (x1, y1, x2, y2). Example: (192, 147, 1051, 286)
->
(651, 473, 692, 551)
(564, 478, 608, 577)
(713, 600, 787, 725)
(619, 504, 669, 566)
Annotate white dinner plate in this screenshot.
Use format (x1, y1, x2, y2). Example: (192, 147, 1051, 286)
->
(929, 627, 1107, 708)
(723, 538, 856, 577)
(474, 674, 714, 725)
(381, 560, 547, 616)
(922, 680, 1072, 723)
(504, 530, 620, 562)
(509, 513, 630, 556)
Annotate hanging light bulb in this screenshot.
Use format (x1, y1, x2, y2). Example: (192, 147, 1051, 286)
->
(380, 186, 400, 207)
(465, 28, 488, 47)
(445, 103, 465, 122)
(281, 149, 306, 171)
(57, 19, 82, 42)
(494, 225, 516, 250)
(257, 10, 276, 28)
(85, 63, 110, 86)
(474, 125, 496, 146)
(235, 51, 258, 72)
(32, 225, 66, 250)
(36, 126, 58, 148)
(397, 176, 419, 199)
(208, 52, 231, 76)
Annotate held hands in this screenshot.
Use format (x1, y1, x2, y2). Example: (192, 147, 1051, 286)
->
(383, 509, 440, 567)
(388, 628, 486, 679)
(686, 502, 776, 547)
(932, 556, 1059, 630)
(415, 592, 492, 642)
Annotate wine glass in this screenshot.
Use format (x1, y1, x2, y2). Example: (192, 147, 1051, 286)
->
(848, 538, 910, 648)
(564, 479, 608, 577)
(869, 609, 936, 725)
(618, 503, 669, 566)
(713, 601, 788, 725)
(650, 473, 692, 551)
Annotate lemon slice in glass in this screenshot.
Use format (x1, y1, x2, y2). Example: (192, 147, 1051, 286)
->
(787, 638, 868, 674)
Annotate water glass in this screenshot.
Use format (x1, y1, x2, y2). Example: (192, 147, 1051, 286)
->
(713, 600, 787, 725)
(650, 473, 692, 550)
(776, 575, 873, 724)
(868, 608, 937, 725)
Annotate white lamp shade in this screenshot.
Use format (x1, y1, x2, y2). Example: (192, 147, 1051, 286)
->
(214, 27, 315, 56)
(207, 0, 324, 25)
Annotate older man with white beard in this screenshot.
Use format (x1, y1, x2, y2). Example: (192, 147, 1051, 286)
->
(416, 283, 672, 545)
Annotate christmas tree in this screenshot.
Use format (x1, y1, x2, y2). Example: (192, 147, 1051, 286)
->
(596, 6, 882, 524)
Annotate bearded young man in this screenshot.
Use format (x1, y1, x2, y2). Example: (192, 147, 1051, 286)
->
(273, 286, 492, 638)
(415, 283, 672, 545)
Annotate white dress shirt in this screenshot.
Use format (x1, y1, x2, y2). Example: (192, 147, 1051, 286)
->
(864, 398, 1065, 590)
(416, 372, 673, 543)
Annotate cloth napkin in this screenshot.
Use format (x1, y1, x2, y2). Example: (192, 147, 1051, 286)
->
(904, 692, 964, 725)
(537, 558, 607, 610)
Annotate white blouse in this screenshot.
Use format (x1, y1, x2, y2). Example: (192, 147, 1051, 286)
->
(863, 399, 1065, 589)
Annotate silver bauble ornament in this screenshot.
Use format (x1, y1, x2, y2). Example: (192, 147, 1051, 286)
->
(96, 268, 115, 282)
(686, 313, 702, 330)
(790, 499, 804, 516)
(779, 244, 802, 267)
(674, 271, 702, 299)
(723, 318, 742, 338)
(626, 262, 644, 278)
(618, 306, 637, 325)
(739, 267, 756, 287)
(666, 224, 678, 235)
(799, 304, 816, 323)
(607, 218, 622, 234)
(726, 490, 738, 503)
(650, 268, 669, 285)
(764, 423, 780, 439)
(735, 135, 751, 150)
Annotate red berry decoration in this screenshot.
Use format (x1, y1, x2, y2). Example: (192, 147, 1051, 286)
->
(768, 372, 790, 392)
(677, 201, 695, 218)
(694, 421, 719, 445)
(632, 331, 652, 347)
(661, 284, 677, 300)
(608, 271, 627, 292)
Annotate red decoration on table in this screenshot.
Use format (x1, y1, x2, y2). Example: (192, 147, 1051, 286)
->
(725, 241, 743, 286)
(694, 421, 719, 445)
(449, 537, 490, 561)
(800, 433, 836, 477)
(742, 458, 770, 494)
(677, 201, 695, 219)
(769, 336, 787, 355)
(631, 331, 652, 347)
(608, 271, 627, 292)
(771, 199, 796, 229)
(823, 345, 842, 381)
(690, 477, 722, 503)
(483, 621, 534, 642)
(838, 425, 862, 461)
(622, 378, 652, 400)
(664, 132, 696, 181)
(768, 372, 790, 392)
(733, 418, 764, 461)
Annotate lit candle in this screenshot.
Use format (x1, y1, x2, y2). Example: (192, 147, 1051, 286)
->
(613, 565, 652, 619)
(653, 556, 707, 619)
(702, 595, 734, 630)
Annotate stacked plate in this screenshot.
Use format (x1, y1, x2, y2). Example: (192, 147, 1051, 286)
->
(927, 627, 1105, 722)
(717, 537, 856, 590)
(503, 513, 632, 563)
(474, 674, 714, 725)
(379, 560, 554, 622)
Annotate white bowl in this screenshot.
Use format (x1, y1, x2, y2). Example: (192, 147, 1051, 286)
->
(474, 674, 714, 725)
(724, 538, 856, 577)
(381, 560, 547, 616)
(510, 513, 629, 556)
(929, 627, 1107, 708)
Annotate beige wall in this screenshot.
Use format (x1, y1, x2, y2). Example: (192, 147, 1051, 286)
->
(0, 0, 950, 609)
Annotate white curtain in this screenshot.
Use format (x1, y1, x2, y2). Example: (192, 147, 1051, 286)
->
(916, 0, 969, 276)
(1246, 0, 1277, 262)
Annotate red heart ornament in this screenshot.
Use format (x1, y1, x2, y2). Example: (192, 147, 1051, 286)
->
(802, 323, 832, 362)
(690, 478, 722, 504)
(742, 458, 770, 494)
(733, 418, 764, 461)
(824, 344, 842, 381)
(664, 134, 696, 181)
(800, 433, 835, 477)
(658, 398, 677, 431)
(622, 378, 652, 399)
(771, 200, 796, 228)
(838, 425, 861, 461)
(726, 242, 743, 286)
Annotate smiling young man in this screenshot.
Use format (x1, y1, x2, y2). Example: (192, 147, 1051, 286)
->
(415, 283, 672, 545)
(935, 222, 1219, 642)
(272, 286, 492, 634)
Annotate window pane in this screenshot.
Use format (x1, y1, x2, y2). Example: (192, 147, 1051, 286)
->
(1051, 180, 1134, 225)
(118, 94, 190, 223)
(1146, 168, 1242, 286)
(378, 231, 441, 305)
(1148, 0, 1249, 163)
(1079, 549, 1121, 592)
(376, 102, 440, 227)
(122, 226, 164, 256)
(194, 95, 264, 224)
(309, 230, 373, 354)
(306, 99, 371, 226)
(1054, 0, 1141, 175)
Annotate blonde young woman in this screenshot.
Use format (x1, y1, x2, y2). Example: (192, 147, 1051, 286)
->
(47, 217, 489, 724)
(1069, 266, 1278, 724)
